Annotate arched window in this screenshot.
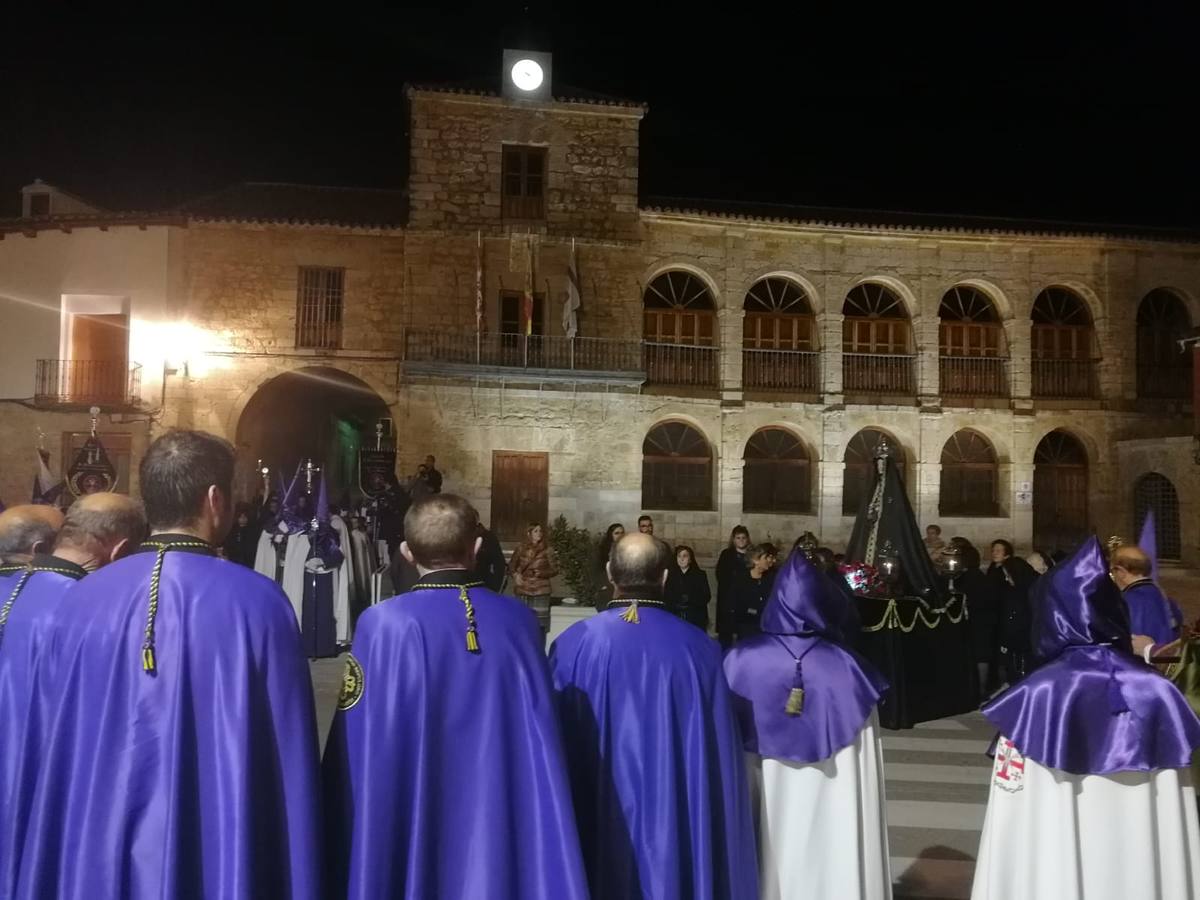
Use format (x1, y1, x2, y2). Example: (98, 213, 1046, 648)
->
(643, 271, 718, 387)
(743, 277, 818, 392)
(1136, 289, 1193, 399)
(842, 428, 906, 515)
(1133, 473, 1182, 561)
(939, 430, 999, 517)
(1031, 288, 1096, 398)
(1033, 430, 1089, 552)
(743, 428, 811, 514)
(642, 421, 713, 510)
(842, 283, 914, 394)
(938, 286, 1007, 397)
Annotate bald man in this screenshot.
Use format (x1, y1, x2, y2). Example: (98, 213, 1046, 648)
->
(549, 532, 758, 899)
(0, 493, 145, 896)
(1111, 545, 1179, 651)
(0, 505, 64, 567)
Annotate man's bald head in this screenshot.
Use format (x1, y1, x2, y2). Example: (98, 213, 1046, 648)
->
(55, 494, 146, 570)
(607, 532, 670, 597)
(1112, 545, 1153, 579)
(0, 504, 64, 563)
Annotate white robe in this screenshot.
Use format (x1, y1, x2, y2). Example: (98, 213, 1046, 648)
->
(280, 532, 311, 628)
(972, 736, 1200, 900)
(330, 516, 353, 643)
(746, 711, 892, 900)
(253, 530, 285, 583)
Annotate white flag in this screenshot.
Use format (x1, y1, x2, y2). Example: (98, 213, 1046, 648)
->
(563, 239, 581, 338)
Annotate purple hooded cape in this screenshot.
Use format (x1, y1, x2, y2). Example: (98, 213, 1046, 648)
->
(14, 536, 321, 900)
(723, 553, 889, 764)
(0, 557, 86, 897)
(982, 536, 1200, 775)
(549, 603, 759, 900)
(321, 570, 588, 900)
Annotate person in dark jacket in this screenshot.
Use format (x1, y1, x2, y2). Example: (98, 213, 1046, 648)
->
(592, 523, 625, 610)
(715, 526, 751, 643)
(987, 539, 1038, 685)
(222, 503, 260, 568)
(665, 545, 711, 631)
(953, 542, 997, 698)
(720, 543, 776, 647)
(812, 546, 862, 650)
(473, 523, 508, 592)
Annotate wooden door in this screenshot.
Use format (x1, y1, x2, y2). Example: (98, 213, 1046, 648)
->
(69, 313, 128, 402)
(491, 451, 549, 541)
(1033, 431, 1089, 553)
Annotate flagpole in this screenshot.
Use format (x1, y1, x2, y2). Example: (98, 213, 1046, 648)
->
(475, 230, 482, 364)
(569, 238, 576, 371)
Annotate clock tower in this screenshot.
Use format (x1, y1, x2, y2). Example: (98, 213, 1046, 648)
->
(501, 49, 553, 102)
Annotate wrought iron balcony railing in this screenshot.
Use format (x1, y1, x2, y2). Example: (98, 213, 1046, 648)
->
(1031, 358, 1098, 400)
(742, 348, 821, 393)
(939, 356, 1009, 398)
(842, 353, 916, 396)
(34, 359, 142, 407)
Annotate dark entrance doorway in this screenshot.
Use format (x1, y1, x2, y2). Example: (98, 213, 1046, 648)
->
(491, 451, 549, 541)
(236, 367, 391, 504)
(1033, 430, 1089, 553)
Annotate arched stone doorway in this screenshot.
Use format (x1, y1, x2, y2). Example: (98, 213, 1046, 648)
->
(235, 366, 391, 504)
(1033, 430, 1089, 553)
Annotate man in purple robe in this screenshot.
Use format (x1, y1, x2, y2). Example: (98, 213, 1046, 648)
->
(0, 504, 62, 566)
(322, 493, 587, 900)
(549, 532, 758, 900)
(14, 430, 321, 900)
(0, 493, 145, 896)
(1109, 544, 1179, 646)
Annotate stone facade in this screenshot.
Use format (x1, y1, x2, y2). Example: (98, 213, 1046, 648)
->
(1, 82, 1198, 569)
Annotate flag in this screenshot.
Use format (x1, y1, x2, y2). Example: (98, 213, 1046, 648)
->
(563, 238, 581, 339)
(1139, 508, 1159, 584)
(523, 236, 535, 337)
(32, 447, 64, 505)
(475, 230, 484, 334)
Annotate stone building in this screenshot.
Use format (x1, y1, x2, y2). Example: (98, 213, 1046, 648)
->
(2, 51, 1197, 567)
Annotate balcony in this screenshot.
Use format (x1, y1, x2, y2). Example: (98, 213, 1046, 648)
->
(940, 356, 1009, 399)
(1032, 358, 1098, 400)
(401, 330, 645, 384)
(643, 342, 720, 389)
(34, 359, 142, 408)
(842, 353, 916, 398)
(1137, 364, 1192, 401)
(742, 348, 821, 395)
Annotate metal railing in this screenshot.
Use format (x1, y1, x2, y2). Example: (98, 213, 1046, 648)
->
(642, 342, 720, 388)
(939, 356, 1009, 398)
(842, 353, 916, 395)
(742, 348, 821, 393)
(35, 359, 142, 406)
(1031, 358, 1098, 399)
(402, 330, 644, 374)
(1136, 364, 1192, 400)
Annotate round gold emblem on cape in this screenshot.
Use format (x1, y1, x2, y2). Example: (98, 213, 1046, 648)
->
(337, 654, 365, 710)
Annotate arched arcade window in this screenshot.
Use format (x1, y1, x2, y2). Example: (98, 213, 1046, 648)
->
(1133, 472, 1182, 561)
(938, 286, 1007, 398)
(642, 421, 713, 510)
(743, 277, 818, 392)
(1136, 289, 1193, 400)
(1033, 430, 1089, 552)
(642, 271, 718, 387)
(1031, 288, 1096, 399)
(939, 430, 999, 517)
(842, 283, 914, 395)
(743, 427, 812, 514)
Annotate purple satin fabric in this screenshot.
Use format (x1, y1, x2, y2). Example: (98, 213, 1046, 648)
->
(1123, 580, 1177, 646)
(724, 554, 888, 764)
(983, 537, 1200, 775)
(14, 553, 321, 899)
(322, 586, 588, 900)
(549, 607, 759, 900)
(0, 569, 80, 896)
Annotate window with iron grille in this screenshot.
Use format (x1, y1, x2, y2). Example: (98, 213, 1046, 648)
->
(939, 430, 999, 517)
(1133, 473, 1182, 560)
(642, 421, 713, 510)
(743, 428, 811, 513)
(295, 267, 344, 350)
(502, 146, 547, 220)
(842, 429, 905, 515)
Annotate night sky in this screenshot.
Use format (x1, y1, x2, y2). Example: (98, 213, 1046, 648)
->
(2, 5, 1196, 226)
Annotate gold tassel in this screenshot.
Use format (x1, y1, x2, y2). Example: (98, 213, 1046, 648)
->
(459, 585, 481, 653)
(785, 686, 805, 716)
(466, 629, 480, 653)
(620, 600, 640, 624)
(142, 646, 156, 673)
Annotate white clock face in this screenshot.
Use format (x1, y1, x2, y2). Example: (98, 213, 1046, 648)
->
(511, 59, 544, 92)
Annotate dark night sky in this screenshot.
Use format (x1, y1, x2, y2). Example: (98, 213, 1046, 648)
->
(2, 4, 1197, 226)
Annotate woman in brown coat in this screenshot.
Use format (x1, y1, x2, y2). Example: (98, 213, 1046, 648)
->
(509, 522, 558, 641)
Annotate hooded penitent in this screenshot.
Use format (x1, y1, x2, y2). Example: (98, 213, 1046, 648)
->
(982, 536, 1200, 775)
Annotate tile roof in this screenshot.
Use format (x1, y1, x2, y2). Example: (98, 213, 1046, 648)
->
(180, 182, 408, 229)
(643, 196, 1200, 243)
(406, 78, 647, 110)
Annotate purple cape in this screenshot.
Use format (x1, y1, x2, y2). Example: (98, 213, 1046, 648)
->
(723, 553, 888, 764)
(549, 605, 759, 900)
(0, 559, 85, 896)
(1122, 579, 1177, 645)
(321, 575, 587, 900)
(982, 536, 1200, 775)
(14, 542, 321, 899)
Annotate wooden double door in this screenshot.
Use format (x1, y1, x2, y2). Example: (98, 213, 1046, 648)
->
(491, 451, 549, 542)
